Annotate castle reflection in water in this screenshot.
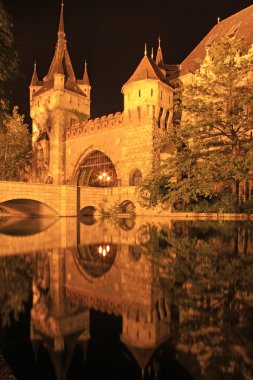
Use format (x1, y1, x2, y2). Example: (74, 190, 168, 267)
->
(0, 216, 253, 380)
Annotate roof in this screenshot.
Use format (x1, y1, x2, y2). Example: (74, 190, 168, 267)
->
(33, 2, 84, 97)
(77, 61, 91, 87)
(30, 62, 38, 86)
(126, 346, 155, 370)
(123, 55, 171, 88)
(180, 5, 253, 76)
(156, 46, 164, 68)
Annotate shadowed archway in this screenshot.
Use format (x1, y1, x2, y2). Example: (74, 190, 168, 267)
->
(77, 150, 118, 187)
(0, 199, 58, 217)
(74, 244, 117, 280)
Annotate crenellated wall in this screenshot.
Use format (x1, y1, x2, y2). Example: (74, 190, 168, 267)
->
(66, 112, 123, 140)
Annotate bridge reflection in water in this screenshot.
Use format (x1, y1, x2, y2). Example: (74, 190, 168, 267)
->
(0, 217, 253, 380)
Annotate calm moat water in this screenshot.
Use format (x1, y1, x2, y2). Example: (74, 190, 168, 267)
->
(0, 216, 253, 380)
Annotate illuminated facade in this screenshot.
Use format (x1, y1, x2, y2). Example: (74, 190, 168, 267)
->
(30, 4, 253, 189)
(30, 3, 176, 186)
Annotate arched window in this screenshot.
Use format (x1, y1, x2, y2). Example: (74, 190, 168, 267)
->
(129, 169, 142, 186)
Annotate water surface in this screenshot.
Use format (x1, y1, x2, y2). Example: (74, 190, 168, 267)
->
(0, 216, 253, 380)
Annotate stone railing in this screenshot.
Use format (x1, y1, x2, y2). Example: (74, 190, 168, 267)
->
(66, 112, 123, 140)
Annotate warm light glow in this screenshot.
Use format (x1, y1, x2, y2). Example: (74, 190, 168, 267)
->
(98, 244, 110, 256)
(106, 176, 110, 181)
(102, 172, 107, 177)
(98, 175, 103, 180)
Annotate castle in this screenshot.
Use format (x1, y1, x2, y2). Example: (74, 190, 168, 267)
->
(30, 3, 253, 190)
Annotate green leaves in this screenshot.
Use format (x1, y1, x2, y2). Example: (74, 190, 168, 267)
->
(0, 106, 31, 180)
(0, 1, 19, 103)
(140, 36, 253, 211)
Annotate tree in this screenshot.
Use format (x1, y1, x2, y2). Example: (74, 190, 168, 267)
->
(0, 106, 31, 180)
(0, 0, 18, 110)
(140, 37, 253, 211)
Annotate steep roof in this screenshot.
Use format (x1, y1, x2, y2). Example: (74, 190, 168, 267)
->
(155, 37, 164, 68)
(180, 5, 253, 76)
(33, 2, 84, 97)
(30, 62, 39, 86)
(123, 55, 170, 88)
(77, 61, 91, 87)
(83, 63, 90, 86)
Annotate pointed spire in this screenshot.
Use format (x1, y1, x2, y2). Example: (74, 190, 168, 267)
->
(30, 61, 39, 86)
(58, 1, 65, 39)
(155, 35, 164, 68)
(44, 1, 77, 84)
(83, 60, 90, 86)
(144, 43, 147, 56)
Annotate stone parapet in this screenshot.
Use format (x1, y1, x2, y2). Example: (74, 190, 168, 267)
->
(66, 112, 123, 140)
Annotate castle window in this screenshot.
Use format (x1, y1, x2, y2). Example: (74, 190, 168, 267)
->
(160, 91, 163, 99)
(48, 97, 50, 104)
(37, 101, 40, 107)
(78, 99, 80, 107)
(164, 110, 170, 129)
(70, 97, 72, 104)
(137, 106, 141, 122)
(151, 89, 153, 97)
(139, 90, 141, 97)
(130, 169, 142, 186)
(70, 118, 77, 126)
(157, 107, 163, 128)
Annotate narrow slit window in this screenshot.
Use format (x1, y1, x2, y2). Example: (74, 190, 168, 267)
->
(164, 110, 170, 129)
(157, 107, 163, 128)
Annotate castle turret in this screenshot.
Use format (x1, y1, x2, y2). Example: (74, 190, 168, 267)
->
(29, 62, 41, 100)
(121, 44, 174, 185)
(77, 61, 91, 104)
(121, 45, 173, 126)
(30, 1, 91, 184)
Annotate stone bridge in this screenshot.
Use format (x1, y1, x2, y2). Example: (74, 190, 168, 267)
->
(0, 181, 142, 217)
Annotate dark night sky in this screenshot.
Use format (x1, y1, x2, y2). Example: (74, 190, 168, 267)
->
(3, 0, 253, 123)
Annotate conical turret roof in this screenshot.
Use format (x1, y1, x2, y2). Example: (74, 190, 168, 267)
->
(155, 37, 164, 68)
(123, 54, 170, 88)
(30, 62, 39, 86)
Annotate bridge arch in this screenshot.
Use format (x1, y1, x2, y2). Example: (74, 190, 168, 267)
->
(73, 148, 118, 187)
(119, 200, 136, 214)
(0, 198, 58, 216)
(79, 206, 97, 216)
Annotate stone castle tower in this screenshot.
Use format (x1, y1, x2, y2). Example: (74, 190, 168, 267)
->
(30, 3, 177, 187)
(30, 2, 91, 184)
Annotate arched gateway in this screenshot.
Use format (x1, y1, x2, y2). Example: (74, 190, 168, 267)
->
(76, 150, 118, 187)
